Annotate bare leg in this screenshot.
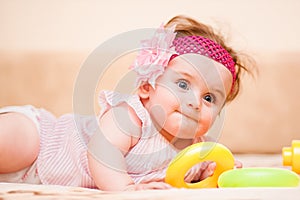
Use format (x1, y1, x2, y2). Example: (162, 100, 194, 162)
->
(0, 112, 40, 173)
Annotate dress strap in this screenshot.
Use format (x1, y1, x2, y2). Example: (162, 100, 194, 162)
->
(98, 90, 153, 137)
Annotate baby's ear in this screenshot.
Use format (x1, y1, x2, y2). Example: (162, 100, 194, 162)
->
(138, 83, 151, 99)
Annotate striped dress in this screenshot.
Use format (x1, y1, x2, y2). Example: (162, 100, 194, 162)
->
(36, 90, 201, 188)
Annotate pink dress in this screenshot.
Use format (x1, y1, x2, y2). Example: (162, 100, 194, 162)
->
(35, 90, 201, 188)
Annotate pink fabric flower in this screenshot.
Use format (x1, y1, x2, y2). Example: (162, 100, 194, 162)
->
(130, 25, 177, 88)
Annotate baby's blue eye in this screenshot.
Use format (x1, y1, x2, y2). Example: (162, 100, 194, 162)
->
(177, 80, 189, 90)
(204, 94, 214, 103)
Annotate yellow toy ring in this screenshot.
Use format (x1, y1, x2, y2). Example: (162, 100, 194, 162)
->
(165, 142, 235, 188)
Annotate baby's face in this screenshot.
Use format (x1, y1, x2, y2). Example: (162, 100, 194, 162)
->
(145, 54, 233, 139)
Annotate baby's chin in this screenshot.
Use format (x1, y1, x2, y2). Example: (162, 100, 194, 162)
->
(167, 127, 207, 139)
(176, 123, 208, 139)
(156, 114, 209, 138)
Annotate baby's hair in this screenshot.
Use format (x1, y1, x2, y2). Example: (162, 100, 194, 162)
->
(164, 15, 255, 102)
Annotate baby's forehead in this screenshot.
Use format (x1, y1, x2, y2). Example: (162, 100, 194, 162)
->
(166, 54, 232, 88)
(168, 54, 226, 76)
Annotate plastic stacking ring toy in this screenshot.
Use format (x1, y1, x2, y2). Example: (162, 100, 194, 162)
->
(165, 142, 235, 188)
(282, 140, 300, 174)
(218, 167, 300, 187)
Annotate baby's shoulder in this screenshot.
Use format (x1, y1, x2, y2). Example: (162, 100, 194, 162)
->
(113, 102, 143, 131)
(99, 103, 142, 146)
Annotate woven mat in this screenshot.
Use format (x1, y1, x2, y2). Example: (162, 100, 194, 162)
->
(1, 183, 300, 200)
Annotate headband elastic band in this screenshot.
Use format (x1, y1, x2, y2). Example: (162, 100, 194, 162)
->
(170, 35, 236, 85)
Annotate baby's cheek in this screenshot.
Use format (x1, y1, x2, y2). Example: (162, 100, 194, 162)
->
(148, 104, 167, 131)
(195, 123, 210, 137)
(195, 111, 217, 137)
(164, 112, 184, 135)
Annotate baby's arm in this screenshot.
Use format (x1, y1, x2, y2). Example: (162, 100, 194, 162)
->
(88, 104, 171, 191)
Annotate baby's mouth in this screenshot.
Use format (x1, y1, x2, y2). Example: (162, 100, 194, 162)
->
(178, 111, 199, 122)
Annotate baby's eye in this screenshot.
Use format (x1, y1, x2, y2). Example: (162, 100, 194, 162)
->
(203, 94, 215, 103)
(177, 80, 189, 90)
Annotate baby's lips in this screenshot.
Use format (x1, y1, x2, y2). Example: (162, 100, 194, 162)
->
(181, 112, 200, 122)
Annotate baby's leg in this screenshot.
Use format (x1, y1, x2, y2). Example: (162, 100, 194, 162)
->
(0, 112, 39, 173)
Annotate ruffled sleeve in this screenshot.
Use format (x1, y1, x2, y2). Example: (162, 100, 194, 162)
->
(97, 90, 153, 137)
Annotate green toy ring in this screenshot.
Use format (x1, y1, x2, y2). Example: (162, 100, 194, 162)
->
(218, 167, 300, 187)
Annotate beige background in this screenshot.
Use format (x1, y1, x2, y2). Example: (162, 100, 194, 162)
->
(0, 0, 300, 153)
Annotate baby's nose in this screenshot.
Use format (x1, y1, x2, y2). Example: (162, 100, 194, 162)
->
(187, 95, 202, 111)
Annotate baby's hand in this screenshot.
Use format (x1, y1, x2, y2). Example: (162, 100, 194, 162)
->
(234, 159, 243, 168)
(124, 182, 173, 191)
(185, 159, 243, 183)
(184, 161, 216, 183)
(198, 161, 217, 181)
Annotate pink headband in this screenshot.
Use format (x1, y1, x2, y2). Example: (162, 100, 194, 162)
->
(131, 26, 236, 89)
(170, 35, 236, 84)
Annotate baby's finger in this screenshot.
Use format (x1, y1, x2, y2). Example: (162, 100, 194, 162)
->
(234, 160, 243, 168)
(199, 162, 216, 180)
(149, 182, 173, 189)
(200, 161, 211, 170)
(136, 182, 172, 190)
